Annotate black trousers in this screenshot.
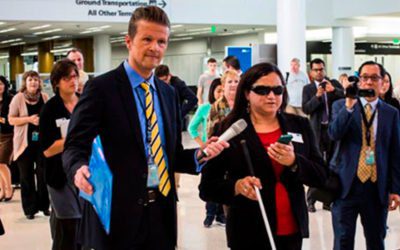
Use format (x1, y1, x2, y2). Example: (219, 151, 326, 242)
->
(50, 209, 80, 250)
(307, 124, 332, 207)
(205, 201, 224, 218)
(132, 196, 175, 250)
(332, 179, 387, 250)
(16, 144, 49, 215)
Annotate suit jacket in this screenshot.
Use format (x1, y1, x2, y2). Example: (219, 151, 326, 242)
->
(302, 79, 344, 142)
(169, 76, 197, 118)
(199, 113, 327, 249)
(328, 99, 400, 204)
(63, 63, 198, 249)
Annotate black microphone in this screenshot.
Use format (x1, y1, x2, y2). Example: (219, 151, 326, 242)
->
(197, 119, 247, 161)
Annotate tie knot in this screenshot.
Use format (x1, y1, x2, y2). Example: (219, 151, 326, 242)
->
(140, 82, 150, 92)
(365, 103, 371, 111)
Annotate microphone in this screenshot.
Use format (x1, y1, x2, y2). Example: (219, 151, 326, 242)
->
(197, 119, 247, 161)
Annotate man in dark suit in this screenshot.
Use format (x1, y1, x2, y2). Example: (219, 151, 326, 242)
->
(63, 6, 227, 250)
(155, 64, 198, 120)
(302, 58, 344, 212)
(329, 61, 400, 250)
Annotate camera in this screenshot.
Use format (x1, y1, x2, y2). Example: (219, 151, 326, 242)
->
(345, 76, 375, 99)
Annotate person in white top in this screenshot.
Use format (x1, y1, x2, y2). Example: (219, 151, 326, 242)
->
(285, 58, 309, 117)
(197, 58, 218, 105)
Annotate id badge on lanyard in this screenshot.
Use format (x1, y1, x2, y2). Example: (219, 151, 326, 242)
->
(365, 147, 375, 165)
(146, 129, 160, 188)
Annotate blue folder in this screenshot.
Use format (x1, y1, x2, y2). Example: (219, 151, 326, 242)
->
(79, 136, 113, 234)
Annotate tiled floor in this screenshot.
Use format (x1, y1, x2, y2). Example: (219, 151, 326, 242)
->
(0, 133, 399, 249)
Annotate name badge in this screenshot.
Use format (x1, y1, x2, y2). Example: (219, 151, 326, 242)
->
(147, 156, 160, 188)
(365, 148, 375, 165)
(288, 132, 304, 144)
(32, 131, 39, 142)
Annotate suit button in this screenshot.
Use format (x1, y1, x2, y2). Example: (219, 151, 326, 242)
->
(137, 198, 143, 205)
(142, 173, 147, 179)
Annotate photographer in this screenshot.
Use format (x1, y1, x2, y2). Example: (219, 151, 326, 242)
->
(329, 61, 400, 250)
(302, 58, 344, 212)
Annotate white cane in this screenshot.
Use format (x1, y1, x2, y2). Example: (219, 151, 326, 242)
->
(240, 140, 277, 250)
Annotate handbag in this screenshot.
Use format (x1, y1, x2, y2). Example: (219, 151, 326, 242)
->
(309, 169, 341, 204)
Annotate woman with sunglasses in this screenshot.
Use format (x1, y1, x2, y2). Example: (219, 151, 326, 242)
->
(199, 63, 327, 250)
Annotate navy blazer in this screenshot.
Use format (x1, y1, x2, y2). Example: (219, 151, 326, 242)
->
(328, 99, 400, 205)
(63, 63, 198, 249)
(199, 113, 327, 249)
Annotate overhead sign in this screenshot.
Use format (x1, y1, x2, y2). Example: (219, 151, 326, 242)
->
(0, 0, 170, 22)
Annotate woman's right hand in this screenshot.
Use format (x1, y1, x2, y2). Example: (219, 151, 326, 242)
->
(29, 114, 39, 126)
(235, 176, 262, 201)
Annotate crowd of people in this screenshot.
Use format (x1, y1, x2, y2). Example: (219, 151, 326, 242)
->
(0, 5, 400, 250)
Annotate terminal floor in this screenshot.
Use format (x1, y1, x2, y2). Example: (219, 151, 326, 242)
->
(0, 132, 399, 250)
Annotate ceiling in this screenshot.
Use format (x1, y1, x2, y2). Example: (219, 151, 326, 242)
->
(0, 20, 270, 51)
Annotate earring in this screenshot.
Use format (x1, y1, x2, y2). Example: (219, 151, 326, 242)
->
(246, 102, 250, 113)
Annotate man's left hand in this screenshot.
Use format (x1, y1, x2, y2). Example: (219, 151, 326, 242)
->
(388, 193, 400, 210)
(197, 136, 229, 162)
(325, 80, 335, 92)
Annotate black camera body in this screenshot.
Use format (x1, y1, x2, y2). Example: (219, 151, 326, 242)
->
(345, 76, 375, 99)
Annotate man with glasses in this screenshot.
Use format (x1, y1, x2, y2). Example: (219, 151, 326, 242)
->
(328, 61, 400, 250)
(302, 58, 344, 212)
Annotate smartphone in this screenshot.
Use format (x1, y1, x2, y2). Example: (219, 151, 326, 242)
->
(277, 134, 293, 145)
(319, 81, 327, 90)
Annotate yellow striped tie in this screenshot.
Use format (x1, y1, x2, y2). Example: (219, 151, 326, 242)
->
(141, 82, 171, 196)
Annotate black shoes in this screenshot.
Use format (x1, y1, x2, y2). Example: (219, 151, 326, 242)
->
(26, 214, 35, 220)
(203, 216, 214, 228)
(215, 215, 226, 225)
(42, 210, 51, 216)
(307, 204, 316, 213)
(323, 204, 331, 211)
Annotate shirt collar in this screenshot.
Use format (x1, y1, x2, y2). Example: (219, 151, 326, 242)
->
(123, 60, 156, 90)
(360, 97, 379, 111)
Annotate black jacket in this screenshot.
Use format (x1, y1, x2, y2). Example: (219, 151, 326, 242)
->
(169, 76, 197, 118)
(63, 63, 199, 250)
(302, 79, 344, 142)
(199, 113, 327, 249)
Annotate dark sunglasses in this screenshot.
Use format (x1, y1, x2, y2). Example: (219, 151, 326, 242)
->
(250, 85, 284, 96)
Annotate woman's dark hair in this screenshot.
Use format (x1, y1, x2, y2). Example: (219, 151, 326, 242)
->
(221, 62, 288, 131)
(50, 59, 79, 94)
(0, 75, 10, 99)
(383, 72, 394, 100)
(208, 78, 222, 104)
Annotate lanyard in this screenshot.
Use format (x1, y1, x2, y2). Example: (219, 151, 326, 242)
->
(357, 99, 377, 147)
(135, 87, 153, 146)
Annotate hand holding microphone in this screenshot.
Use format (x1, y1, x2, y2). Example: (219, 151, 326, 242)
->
(197, 119, 247, 162)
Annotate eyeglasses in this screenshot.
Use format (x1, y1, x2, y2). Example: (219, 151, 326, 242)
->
(62, 74, 78, 81)
(312, 68, 325, 72)
(360, 75, 382, 83)
(250, 85, 284, 96)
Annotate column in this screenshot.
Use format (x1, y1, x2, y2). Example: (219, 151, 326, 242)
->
(332, 27, 354, 78)
(9, 45, 24, 83)
(72, 38, 94, 72)
(38, 41, 54, 73)
(93, 35, 111, 73)
(276, 0, 306, 74)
